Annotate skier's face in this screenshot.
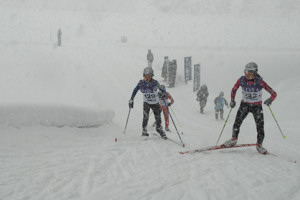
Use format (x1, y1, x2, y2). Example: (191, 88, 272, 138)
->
(244, 71, 255, 80)
(144, 75, 152, 82)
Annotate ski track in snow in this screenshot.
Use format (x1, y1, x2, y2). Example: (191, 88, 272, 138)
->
(2, 125, 299, 200)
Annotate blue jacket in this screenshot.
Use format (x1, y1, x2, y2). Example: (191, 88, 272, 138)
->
(131, 79, 166, 104)
(214, 96, 228, 111)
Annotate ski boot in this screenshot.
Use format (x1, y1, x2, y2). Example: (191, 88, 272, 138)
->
(160, 132, 168, 140)
(165, 127, 170, 132)
(200, 107, 203, 114)
(142, 128, 149, 137)
(256, 143, 267, 154)
(215, 113, 218, 120)
(223, 138, 238, 147)
(156, 126, 167, 140)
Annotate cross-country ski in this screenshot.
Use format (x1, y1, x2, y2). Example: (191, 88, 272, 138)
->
(179, 143, 257, 154)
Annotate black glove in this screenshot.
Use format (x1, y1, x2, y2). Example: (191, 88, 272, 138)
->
(230, 100, 236, 108)
(129, 99, 134, 108)
(167, 102, 171, 107)
(264, 98, 272, 106)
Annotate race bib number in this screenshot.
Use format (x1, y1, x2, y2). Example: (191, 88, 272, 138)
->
(143, 92, 159, 104)
(242, 90, 262, 103)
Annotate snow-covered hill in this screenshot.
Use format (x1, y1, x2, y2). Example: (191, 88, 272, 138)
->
(0, 0, 300, 200)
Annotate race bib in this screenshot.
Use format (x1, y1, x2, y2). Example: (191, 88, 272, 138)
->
(242, 90, 262, 103)
(143, 92, 159, 104)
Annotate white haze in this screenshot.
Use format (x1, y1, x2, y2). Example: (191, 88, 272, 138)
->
(0, 0, 300, 200)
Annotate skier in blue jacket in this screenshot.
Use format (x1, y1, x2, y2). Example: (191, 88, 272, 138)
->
(129, 67, 167, 139)
(214, 91, 229, 120)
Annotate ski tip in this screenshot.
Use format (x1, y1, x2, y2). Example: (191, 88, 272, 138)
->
(179, 151, 189, 154)
(115, 137, 118, 142)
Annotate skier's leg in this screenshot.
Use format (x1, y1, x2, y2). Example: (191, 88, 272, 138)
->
(220, 109, 224, 120)
(232, 102, 249, 139)
(252, 105, 265, 145)
(152, 103, 166, 138)
(142, 102, 151, 131)
(162, 106, 169, 129)
(215, 109, 218, 120)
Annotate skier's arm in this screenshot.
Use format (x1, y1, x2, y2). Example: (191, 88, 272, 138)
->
(224, 98, 229, 106)
(261, 80, 277, 101)
(167, 93, 174, 104)
(130, 83, 140, 100)
(157, 82, 167, 95)
(214, 97, 218, 105)
(231, 78, 241, 100)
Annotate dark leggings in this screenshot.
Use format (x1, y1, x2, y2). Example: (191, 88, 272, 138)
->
(232, 102, 265, 144)
(143, 102, 164, 134)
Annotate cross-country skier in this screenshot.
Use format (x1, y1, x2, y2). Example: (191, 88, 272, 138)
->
(158, 85, 174, 131)
(214, 91, 229, 120)
(129, 67, 168, 139)
(223, 62, 277, 154)
(196, 84, 209, 113)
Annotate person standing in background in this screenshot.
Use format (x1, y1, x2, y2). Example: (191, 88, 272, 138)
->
(57, 28, 62, 46)
(214, 91, 229, 120)
(196, 84, 209, 114)
(161, 56, 169, 82)
(147, 49, 154, 67)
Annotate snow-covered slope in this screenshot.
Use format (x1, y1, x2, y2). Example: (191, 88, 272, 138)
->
(0, 103, 114, 127)
(0, 0, 300, 200)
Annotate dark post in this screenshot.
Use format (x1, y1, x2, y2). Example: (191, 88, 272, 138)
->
(193, 64, 201, 92)
(57, 28, 62, 46)
(184, 57, 192, 84)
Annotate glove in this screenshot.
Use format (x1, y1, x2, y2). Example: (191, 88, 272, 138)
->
(167, 102, 171, 107)
(129, 99, 134, 108)
(230, 100, 236, 108)
(264, 98, 272, 106)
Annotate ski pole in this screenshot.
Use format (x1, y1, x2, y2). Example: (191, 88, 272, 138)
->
(123, 108, 132, 134)
(163, 100, 185, 147)
(216, 108, 232, 145)
(170, 106, 183, 128)
(268, 105, 286, 139)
